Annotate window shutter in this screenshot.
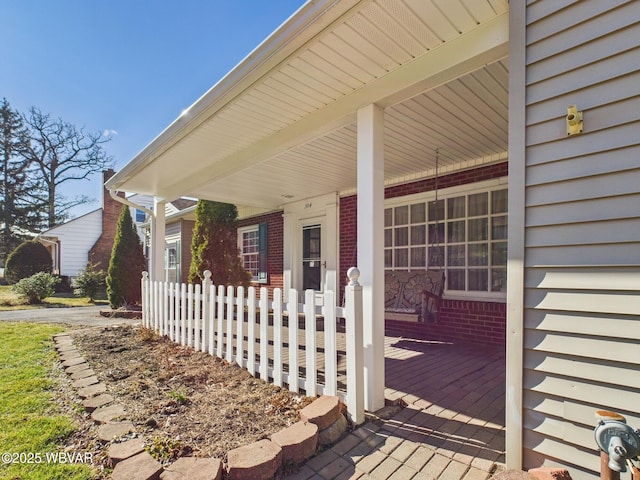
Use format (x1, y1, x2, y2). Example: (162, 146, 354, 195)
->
(258, 222, 268, 282)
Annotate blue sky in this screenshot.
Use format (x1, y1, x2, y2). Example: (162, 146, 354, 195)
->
(1, 0, 305, 219)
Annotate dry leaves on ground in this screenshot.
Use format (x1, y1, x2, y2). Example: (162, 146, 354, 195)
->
(68, 325, 314, 465)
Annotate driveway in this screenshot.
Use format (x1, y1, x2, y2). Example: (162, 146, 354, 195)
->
(0, 306, 140, 327)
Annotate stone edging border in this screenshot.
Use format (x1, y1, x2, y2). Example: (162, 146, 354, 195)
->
(53, 331, 348, 480)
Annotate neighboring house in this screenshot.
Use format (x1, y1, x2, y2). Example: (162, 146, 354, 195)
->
(105, 2, 640, 478)
(156, 200, 269, 284)
(157, 198, 197, 284)
(37, 169, 153, 279)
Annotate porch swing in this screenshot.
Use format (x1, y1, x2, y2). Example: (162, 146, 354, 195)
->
(384, 149, 445, 323)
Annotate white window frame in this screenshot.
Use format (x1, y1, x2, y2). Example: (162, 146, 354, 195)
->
(238, 225, 263, 283)
(384, 177, 508, 302)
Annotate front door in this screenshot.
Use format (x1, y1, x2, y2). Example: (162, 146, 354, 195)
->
(302, 224, 322, 291)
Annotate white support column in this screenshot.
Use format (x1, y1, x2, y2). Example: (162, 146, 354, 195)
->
(282, 211, 295, 294)
(152, 199, 166, 282)
(357, 103, 385, 412)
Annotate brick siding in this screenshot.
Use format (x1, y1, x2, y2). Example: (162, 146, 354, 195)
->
(386, 300, 506, 347)
(88, 169, 124, 272)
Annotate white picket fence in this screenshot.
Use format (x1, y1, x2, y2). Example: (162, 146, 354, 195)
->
(141, 267, 364, 424)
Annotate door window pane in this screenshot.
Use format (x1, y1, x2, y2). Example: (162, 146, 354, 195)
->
(302, 225, 321, 291)
(303, 226, 321, 258)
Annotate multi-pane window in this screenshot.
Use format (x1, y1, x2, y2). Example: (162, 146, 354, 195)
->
(238, 223, 268, 283)
(384, 186, 508, 295)
(240, 228, 260, 280)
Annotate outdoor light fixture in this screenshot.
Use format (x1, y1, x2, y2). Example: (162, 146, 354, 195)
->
(566, 104, 583, 136)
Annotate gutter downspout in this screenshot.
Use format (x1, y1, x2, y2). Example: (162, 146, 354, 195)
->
(108, 190, 164, 282)
(36, 235, 59, 275)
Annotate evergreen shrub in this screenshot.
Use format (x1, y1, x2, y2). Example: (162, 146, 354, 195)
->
(4, 240, 52, 284)
(188, 200, 250, 287)
(73, 262, 105, 301)
(106, 205, 146, 308)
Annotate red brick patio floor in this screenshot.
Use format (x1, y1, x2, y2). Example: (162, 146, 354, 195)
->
(286, 336, 506, 480)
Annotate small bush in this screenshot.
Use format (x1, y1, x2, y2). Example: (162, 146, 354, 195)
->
(13, 272, 60, 304)
(5, 241, 52, 284)
(73, 263, 105, 301)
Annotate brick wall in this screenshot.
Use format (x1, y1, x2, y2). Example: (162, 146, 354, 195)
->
(238, 211, 284, 291)
(386, 300, 506, 347)
(88, 169, 125, 272)
(339, 195, 358, 297)
(339, 162, 508, 347)
(385, 162, 509, 199)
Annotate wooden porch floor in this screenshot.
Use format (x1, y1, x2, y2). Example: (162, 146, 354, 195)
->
(288, 335, 506, 480)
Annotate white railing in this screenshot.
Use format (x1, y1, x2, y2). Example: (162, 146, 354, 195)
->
(141, 267, 364, 424)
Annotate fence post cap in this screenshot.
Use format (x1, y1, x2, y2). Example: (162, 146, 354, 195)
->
(203, 270, 212, 280)
(142, 271, 149, 279)
(347, 267, 360, 286)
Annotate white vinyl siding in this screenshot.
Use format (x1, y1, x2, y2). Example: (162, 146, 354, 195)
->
(42, 210, 102, 278)
(521, 1, 640, 478)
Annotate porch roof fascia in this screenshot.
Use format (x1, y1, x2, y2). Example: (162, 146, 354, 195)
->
(105, 0, 360, 194)
(106, 1, 509, 208)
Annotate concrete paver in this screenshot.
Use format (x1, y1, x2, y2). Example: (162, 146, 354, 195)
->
(287, 338, 505, 480)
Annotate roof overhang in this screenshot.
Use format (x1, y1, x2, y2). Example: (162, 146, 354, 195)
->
(107, 0, 509, 209)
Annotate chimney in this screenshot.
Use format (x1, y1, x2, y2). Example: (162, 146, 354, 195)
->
(88, 169, 125, 271)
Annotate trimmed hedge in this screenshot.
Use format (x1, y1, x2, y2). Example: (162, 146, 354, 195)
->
(4, 241, 52, 284)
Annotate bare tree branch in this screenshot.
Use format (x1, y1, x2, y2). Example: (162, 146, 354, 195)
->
(21, 107, 114, 228)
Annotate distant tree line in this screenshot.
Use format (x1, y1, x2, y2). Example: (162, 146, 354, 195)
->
(0, 98, 113, 265)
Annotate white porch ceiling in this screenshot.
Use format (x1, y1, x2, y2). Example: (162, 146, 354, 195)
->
(107, 0, 509, 209)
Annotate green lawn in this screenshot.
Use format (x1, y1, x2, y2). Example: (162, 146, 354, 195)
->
(0, 285, 107, 311)
(0, 322, 96, 480)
